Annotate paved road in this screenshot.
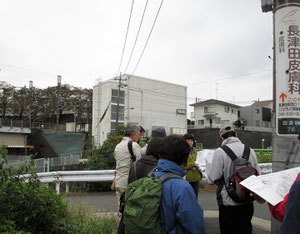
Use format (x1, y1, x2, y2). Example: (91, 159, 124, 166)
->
(65, 190, 271, 233)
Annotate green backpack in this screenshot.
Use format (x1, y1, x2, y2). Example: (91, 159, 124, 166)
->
(123, 173, 182, 234)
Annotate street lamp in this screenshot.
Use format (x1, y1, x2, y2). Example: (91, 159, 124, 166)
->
(125, 107, 134, 120)
(262, 139, 265, 149)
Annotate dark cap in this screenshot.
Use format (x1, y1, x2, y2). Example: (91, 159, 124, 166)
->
(151, 126, 167, 138)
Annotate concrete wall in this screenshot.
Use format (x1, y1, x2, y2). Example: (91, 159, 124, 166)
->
(189, 128, 272, 149)
(127, 75, 186, 135)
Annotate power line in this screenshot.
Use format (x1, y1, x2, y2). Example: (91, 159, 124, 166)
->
(124, 0, 149, 74)
(0, 63, 56, 76)
(117, 0, 135, 75)
(131, 0, 165, 74)
(187, 69, 271, 86)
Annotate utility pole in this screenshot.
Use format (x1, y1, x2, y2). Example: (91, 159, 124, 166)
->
(29, 81, 33, 129)
(114, 73, 127, 130)
(56, 75, 61, 132)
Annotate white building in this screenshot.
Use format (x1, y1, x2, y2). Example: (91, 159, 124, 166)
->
(92, 74, 187, 147)
(190, 99, 240, 129)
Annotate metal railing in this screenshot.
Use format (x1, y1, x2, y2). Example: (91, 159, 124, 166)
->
(5, 151, 84, 172)
(32, 122, 66, 133)
(27, 162, 272, 194)
(23, 170, 115, 194)
(0, 118, 30, 128)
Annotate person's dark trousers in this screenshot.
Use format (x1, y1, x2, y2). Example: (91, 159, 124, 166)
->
(219, 202, 254, 234)
(189, 181, 200, 199)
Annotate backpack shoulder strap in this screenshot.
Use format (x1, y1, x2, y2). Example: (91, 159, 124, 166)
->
(158, 172, 182, 183)
(221, 145, 237, 161)
(127, 140, 136, 162)
(133, 161, 137, 181)
(242, 145, 251, 161)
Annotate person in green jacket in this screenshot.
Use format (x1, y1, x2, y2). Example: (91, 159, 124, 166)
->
(183, 133, 202, 198)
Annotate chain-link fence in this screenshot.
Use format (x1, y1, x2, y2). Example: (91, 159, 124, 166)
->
(32, 122, 66, 133)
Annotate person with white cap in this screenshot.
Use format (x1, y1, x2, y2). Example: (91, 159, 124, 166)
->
(207, 125, 260, 234)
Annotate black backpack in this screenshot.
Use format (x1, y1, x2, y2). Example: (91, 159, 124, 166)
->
(221, 145, 259, 203)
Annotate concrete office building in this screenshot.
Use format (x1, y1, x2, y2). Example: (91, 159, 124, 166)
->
(92, 74, 187, 146)
(238, 100, 273, 132)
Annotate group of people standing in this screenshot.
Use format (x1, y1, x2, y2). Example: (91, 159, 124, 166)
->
(113, 123, 204, 233)
(112, 123, 298, 234)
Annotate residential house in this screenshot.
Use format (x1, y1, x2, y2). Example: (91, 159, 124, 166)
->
(190, 99, 240, 129)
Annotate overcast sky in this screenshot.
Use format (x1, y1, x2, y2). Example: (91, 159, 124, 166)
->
(0, 0, 273, 113)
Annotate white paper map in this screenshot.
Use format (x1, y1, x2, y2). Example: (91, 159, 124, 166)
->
(240, 167, 300, 206)
(195, 150, 215, 179)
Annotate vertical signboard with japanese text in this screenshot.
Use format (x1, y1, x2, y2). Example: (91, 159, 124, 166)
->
(276, 6, 300, 135)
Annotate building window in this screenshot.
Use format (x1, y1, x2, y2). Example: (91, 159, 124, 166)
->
(256, 120, 260, 127)
(231, 109, 236, 114)
(215, 117, 221, 124)
(255, 108, 260, 114)
(224, 106, 230, 112)
(111, 121, 124, 131)
(111, 89, 125, 104)
(204, 106, 215, 113)
(221, 120, 230, 125)
(111, 104, 124, 121)
(198, 120, 204, 125)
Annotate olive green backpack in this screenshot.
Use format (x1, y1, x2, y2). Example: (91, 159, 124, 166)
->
(123, 173, 182, 234)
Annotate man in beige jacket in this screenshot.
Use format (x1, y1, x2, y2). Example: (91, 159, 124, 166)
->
(114, 123, 141, 208)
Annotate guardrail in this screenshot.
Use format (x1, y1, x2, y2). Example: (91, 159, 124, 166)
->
(23, 170, 115, 194)
(25, 162, 272, 194)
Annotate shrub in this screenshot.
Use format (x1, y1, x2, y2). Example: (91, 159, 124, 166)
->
(0, 149, 69, 233)
(88, 125, 125, 170)
(256, 151, 272, 163)
(0, 148, 119, 233)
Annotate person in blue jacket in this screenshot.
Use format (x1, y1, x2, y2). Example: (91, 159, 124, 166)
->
(154, 134, 206, 234)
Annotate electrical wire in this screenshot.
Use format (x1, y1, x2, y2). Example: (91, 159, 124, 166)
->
(117, 0, 135, 75)
(123, 0, 149, 74)
(188, 69, 271, 86)
(131, 0, 165, 75)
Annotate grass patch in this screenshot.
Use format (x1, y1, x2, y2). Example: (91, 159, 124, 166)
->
(66, 206, 118, 234)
